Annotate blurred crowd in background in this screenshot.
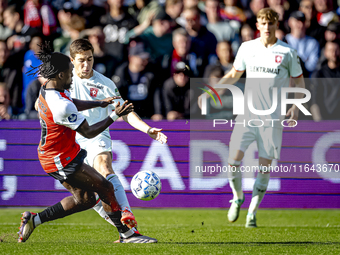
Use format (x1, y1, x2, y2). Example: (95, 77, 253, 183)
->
(0, 0, 339, 121)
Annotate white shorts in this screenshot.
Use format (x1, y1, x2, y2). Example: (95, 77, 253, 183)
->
(229, 126, 283, 160)
(76, 134, 112, 167)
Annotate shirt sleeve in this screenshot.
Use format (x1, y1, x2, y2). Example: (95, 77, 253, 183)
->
(53, 100, 85, 130)
(233, 42, 246, 71)
(289, 49, 303, 78)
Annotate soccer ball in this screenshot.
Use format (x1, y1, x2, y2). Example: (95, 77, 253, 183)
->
(130, 171, 161, 201)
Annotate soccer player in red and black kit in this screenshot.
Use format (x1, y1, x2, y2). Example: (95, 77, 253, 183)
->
(17, 42, 137, 243)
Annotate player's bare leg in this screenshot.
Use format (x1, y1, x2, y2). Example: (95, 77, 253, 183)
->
(18, 163, 127, 242)
(246, 157, 272, 228)
(227, 150, 245, 222)
(92, 151, 136, 228)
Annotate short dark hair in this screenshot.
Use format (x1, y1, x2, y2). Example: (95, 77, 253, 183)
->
(27, 42, 71, 79)
(69, 39, 94, 59)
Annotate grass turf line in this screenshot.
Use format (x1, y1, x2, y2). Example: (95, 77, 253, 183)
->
(0, 208, 339, 254)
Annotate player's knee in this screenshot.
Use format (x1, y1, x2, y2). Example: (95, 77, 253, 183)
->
(99, 179, 114, 194)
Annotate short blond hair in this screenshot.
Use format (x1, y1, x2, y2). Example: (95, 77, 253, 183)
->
(256, 8, 279, 23)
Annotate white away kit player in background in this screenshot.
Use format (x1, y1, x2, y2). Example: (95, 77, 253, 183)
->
(198, 8, 306, 227)
(69, 39, 167, 243)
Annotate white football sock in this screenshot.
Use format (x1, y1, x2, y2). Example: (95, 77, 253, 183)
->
(106, 174, 131, 211)
(92, 198, 115, 226)
(34, 213, 41, 227)
(248, 171, 270, 215)
(227, 165, 243, 200)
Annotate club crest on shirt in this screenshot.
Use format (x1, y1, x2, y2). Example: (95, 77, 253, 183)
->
(68, 114, 77, 123)
(275, 55, 283, 64)
(90, 87, 99, 98)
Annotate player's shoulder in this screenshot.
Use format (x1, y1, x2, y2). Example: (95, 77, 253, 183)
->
(239, 38, 259, 49)
(93, 70, 117, 88)
(44, 89, 75, 115)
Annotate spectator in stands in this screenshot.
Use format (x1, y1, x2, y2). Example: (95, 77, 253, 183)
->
(204, 40, 233, 78)
(126, 8, 174, 64)
(183, 6, 218, 64)
(311, 40, 340, 121)
(76, 0, 106, 29)
(316, 22, 340, 70)
(112, 42, 157, 118)
(299, 0, 326, 47)
(286, 11, 320, 76)
(0, 40, 22, 114)
(0, 0, 12, 41)
(0, 82, 11, 120)
(169, 28, 205, 77)
(22, 34, 42, 109)
(84, 26, 119, 78)
(245, 0, 266, 35)
(220, 0, 247, 30)
(314, 0, 339, 27)
(176, 0, 208, 27)
(162, 61, 191, 120)
(101, 0, 138, 64)
(205, 0, 240, 55)
(131, 0, 161, 24)
(240, 23, 255, 42)
(23, 0, 57, 37)
(24, 77, 43, 119)
(266, 0, 288, 22)
(166, 0, 183, 21)
(54, 7, 86, 55)
(3, 5, 28, 52)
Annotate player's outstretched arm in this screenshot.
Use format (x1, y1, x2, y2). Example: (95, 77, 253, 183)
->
(72, 96, 121, 111)
(122, 112, 168, 144)
(286, 75, 306, 126)
(76, 101, 134, 138)
(198, 67, 244, 109)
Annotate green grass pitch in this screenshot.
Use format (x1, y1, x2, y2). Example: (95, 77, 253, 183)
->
(0, 208, 339, 254)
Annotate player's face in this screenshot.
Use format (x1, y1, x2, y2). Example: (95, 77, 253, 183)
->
(71, 50, 94, 79)
(63, 62, 74, 90)
(256, 18, 278, 40)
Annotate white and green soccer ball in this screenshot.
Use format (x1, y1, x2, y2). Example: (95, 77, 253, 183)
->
(130, 171, 162, 201)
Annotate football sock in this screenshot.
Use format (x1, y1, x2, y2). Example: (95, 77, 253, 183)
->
(33, 213, 41, 227)
(106, 174, 131, 212)
(248, 171, 270, 214)
(38, 202, 67, 224)
(106, 211, 134, 238)
(92, 197, 115, 226)
(228, 165, 243, 200)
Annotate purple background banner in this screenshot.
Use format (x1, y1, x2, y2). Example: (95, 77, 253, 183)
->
(0, 120, 339, 208)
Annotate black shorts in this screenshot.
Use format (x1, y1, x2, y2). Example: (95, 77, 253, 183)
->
(48, 149, 87, 183)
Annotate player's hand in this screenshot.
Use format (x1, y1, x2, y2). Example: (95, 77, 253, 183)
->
(100, 96, 122, 108)
(147, 128, 168, 144)
(115, 100, 134, 117)
(286, 105, 299, 127)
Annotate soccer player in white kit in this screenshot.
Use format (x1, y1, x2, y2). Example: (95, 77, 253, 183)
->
(69, 39, 167, 243)
(199, 8, 306, 227)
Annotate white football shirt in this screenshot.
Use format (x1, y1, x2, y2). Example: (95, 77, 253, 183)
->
(70, 69, 125, 140)
(232, 38, 303, 127)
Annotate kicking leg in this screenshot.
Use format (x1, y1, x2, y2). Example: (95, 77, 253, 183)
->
(18, 163, 122, 242)
(92, 152, 136, 229)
